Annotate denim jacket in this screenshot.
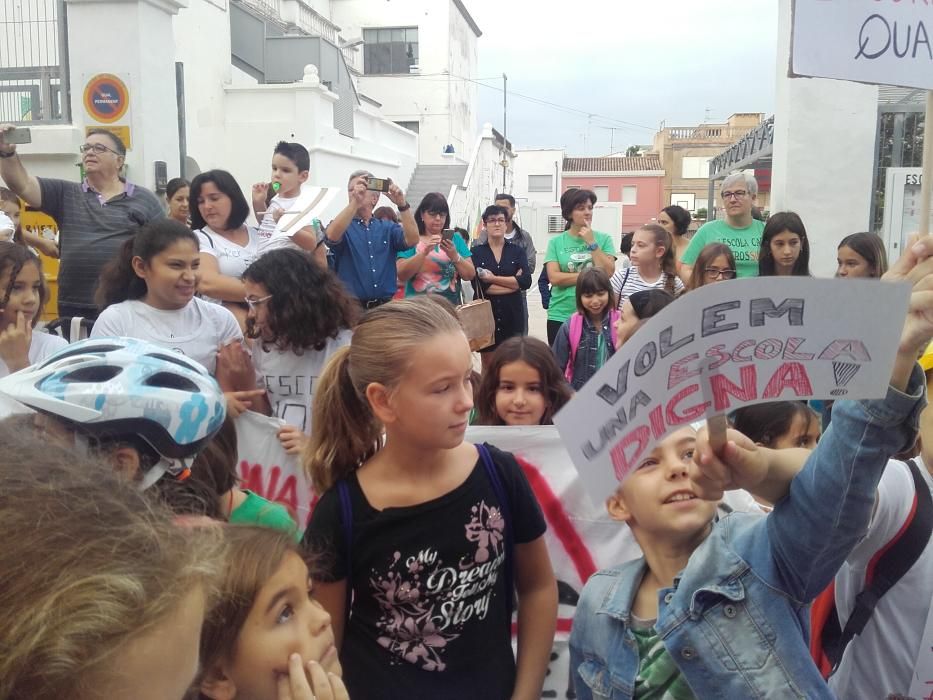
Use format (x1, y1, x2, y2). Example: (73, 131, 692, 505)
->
(552, 313, 617, 391)
(569, 365, 926, 700)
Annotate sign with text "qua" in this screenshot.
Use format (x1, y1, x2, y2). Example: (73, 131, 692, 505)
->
(792, 0, 933, 91)
(554, 277, 909, 504)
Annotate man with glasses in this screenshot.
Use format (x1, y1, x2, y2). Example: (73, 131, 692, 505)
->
(0, 126, 163, 322)
(473, 193, 537, 334)
(680, 172, 764, 282)
(325, 169, 417, 309)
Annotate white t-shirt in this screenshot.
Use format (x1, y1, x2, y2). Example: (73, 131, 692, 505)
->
(91, 297, 243, 374)
(0, 330, 68, 378)
(195, 226, 259, 279)
(610, 265, 684, 307)
(829, 458, 933, 699)
(253, 328, 352, 434)
(257, 194, 318, 257)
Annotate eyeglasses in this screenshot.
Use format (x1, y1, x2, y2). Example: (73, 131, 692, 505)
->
(721, 190, 748, 200)
(486, 217, 507, 225)
(244, 294, 273, 310)
(704, 267, 737, 280)
(424, 210, 447, 219)
(79, 143, 122, 156)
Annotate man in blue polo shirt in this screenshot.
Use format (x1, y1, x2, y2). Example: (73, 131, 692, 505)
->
(325, 170, 418, 308)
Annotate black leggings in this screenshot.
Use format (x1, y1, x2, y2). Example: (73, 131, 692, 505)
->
(547, 319, 564, 347)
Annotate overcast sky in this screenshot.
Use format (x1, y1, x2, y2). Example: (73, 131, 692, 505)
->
(466, 0, 778, 155)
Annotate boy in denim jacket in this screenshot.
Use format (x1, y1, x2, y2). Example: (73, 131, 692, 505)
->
(569, 237, 933, 699)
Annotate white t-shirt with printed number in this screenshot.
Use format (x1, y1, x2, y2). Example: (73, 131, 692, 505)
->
(0, 330, 68, 378)
(253, 328, 352, 435)
(828, 458, 933, 699)
(91, 297, 243, 374)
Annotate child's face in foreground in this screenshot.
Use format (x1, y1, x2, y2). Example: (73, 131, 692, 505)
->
(0, 260, 42, 327)
(608, 427, 718, 539)
(614, 299, 640, 347)
(216, 552, 341, 700)
(495, 360, 548, 426)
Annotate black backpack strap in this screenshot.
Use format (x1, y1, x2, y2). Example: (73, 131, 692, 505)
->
(337, 479, 353, 627)
(476, 443, 515, 622)
(825, 458, 933, 671)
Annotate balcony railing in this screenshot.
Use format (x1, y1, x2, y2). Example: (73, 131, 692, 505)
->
(0, 0, 70, 123)
(665, 126, 752, 142)
(297, 1, 338, 43)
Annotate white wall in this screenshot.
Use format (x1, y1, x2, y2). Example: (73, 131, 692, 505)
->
(330, 0, 478, 164)
(173, 0, 234, 178)
(512, 149, 563, 204)
(447, 123, 514, 236)
(772, 0, 878, 277)
(220, 76, 417, 223)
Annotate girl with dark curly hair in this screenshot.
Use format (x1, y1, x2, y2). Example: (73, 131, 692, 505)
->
(241, 249, 359, 453)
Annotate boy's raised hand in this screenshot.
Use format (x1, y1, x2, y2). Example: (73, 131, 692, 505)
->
(689, 424, 768, 501)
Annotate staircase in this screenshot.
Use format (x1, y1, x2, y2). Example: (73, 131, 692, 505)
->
(404, 163, 469, 210)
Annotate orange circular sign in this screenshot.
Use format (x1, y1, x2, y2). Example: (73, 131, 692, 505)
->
(83, 74, 129, 124)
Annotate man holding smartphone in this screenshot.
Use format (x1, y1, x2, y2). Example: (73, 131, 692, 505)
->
(325, 170, 418, 309)
(0, 125, 163, 323)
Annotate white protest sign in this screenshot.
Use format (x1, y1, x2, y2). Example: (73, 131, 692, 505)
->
(275, 183, 339, 235)
(554, 278, 910, 503)
(234, 410, 315, 529)
(791, 0, 933, 91)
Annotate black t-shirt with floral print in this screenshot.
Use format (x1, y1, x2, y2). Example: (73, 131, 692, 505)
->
(304, 444, 546, 700)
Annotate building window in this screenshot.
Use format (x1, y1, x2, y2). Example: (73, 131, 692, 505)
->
(593, 185, 610, 202)
(671, 193, 696, 210)
(622, 185, 637, 205)
(394, 120, 420, 134)
(528, 175, 553, 192)
(363, 27, 418, 75)
(681, 156, 711, 179)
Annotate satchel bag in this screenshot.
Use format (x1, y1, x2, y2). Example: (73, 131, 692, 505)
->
(457, 279, 495, 351)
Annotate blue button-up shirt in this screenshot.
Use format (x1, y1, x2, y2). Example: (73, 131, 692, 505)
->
(569, 365, 926, 700)
(326, 216, 412, 300)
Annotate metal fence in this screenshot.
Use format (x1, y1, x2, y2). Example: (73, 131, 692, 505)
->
(0, 0, 69, 123)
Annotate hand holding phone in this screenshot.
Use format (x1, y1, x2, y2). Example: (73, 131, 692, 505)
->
(366, 177, 392, 193)
(2, 127, 31, 145)
(441, 229, 456, 241)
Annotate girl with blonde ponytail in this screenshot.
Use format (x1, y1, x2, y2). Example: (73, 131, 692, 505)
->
(302, 296, 557, 700)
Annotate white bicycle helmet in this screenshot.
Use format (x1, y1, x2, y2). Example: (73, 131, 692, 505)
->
(0, 337, 227, 489)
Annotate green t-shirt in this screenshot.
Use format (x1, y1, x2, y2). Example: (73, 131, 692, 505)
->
(230, 490, 301, 541)
(632, 620, 696, 699)
(543, 230, 616, 322)
(680, 218, 765, 278)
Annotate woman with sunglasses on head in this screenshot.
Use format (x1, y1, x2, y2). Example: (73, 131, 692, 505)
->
(0, 126, 164, 322)
(396, 192, 476, 304)
(686, 243, 737, 291)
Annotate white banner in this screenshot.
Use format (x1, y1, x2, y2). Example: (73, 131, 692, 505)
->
(792, 0, 933, 91)
(234, 410, 316, 529)
(555, 278, 909, 504)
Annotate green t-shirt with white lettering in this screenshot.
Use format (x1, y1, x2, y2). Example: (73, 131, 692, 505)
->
(680, 218, 765, 278)
(543, 230, 616, 323)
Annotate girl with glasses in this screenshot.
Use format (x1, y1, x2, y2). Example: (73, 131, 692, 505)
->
(686, 243, 737, 292)
(227, 249, 358, 455)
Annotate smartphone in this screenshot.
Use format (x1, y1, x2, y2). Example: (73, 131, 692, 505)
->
(4, 127, 31, 145)
(441, 229, 456, 241)
(366, 177, 391, 193)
